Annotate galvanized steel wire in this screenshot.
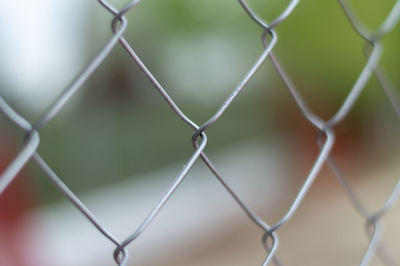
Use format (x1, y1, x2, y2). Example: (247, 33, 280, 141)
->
(1, 0, 400, 265)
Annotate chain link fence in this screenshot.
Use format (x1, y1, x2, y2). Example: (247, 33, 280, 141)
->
(1, 0, 400, 265)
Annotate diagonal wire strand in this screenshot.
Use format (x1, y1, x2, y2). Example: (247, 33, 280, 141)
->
(33, 1, 133, 130)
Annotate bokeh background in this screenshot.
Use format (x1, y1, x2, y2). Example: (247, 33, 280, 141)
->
(0, 0, 399, 265)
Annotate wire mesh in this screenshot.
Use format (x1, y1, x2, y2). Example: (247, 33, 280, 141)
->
(1, 0, 400, 265)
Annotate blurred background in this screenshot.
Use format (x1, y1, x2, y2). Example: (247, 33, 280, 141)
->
(0, 0, 399, 265)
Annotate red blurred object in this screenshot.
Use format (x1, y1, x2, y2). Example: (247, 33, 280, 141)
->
(0, 132, 38, 266)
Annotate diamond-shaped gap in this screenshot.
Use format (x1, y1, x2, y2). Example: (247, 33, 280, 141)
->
(36, 46, 196, 195)
(29, 46, 199, 266)
(90, 0, 300, 264)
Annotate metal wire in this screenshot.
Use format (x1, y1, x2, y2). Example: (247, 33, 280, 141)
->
(0, 0, 400, 265)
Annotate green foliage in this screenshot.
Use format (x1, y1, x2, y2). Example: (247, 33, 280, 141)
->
(33, 0, 400, 201)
